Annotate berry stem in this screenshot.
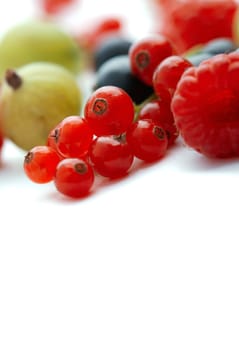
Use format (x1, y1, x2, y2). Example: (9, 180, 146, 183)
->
(5, 69, 22, 89)
(133, 93, 157, 122)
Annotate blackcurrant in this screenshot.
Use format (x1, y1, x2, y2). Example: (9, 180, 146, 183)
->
(202, 38, 237, 55)
(93, 35, 133, 71)
(187, 52, 213, 66)
(93, 55, 154, 105)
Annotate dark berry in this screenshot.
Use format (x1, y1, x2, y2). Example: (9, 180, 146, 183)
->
(202, 38, 237, 55)
(187, 52, 213, 66)
(93, 36, 133, 71)
(93, 55, 154, 105)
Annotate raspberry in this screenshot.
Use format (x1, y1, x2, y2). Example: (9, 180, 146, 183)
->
(171, 52, 239, 158)
(154, 0, 238, 54)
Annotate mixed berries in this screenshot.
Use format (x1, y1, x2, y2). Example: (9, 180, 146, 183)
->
(8, 0, 239, 198)
(23, 25, 239, 198)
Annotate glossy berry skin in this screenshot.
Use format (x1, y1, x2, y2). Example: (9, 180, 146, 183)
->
(93, 36, 133, 71)
(47, 120, 64, 158)
(54, 158, 95, 198)
(94, 55, 154, 105)
(126, 119, 168, 162)
(129, 34, 174, 86)
(24, 145, 61, 184)
(138, 99, 178, 146)
(84, 86, 135, 136)
(153, 55, 192, 94)
(51, 116, 94, 159)
(89, 136, 134, 178)
(172, 52, 239, 158)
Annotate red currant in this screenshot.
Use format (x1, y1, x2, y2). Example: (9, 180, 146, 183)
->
(153, 55, 192, 95)
(46, 120, 64, 158)
(75, 17, 122, 52)
(89, 135, 134, 178)
(152, 83, 172, 104)
(39, 0, 76, 14)
(24, 145, 61, 184)
(84, 86, 135, 136)
(138, 98, 178, 145)
(126, 119, 168, 162)
(0, 130, 4, 153)
(129, 34, 174, 86)
(154, 0, 237, 54)
(54, 158, 95, 198)
(50, 116, 94, 159)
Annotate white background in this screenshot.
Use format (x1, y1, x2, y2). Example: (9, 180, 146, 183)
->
(0, 1, 239, 349)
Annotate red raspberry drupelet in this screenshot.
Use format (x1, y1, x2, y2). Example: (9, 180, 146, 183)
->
(154, 0, 237, 54)
(171, 52, 239, 158)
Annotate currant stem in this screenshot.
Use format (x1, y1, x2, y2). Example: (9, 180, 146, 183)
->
(133, 92, 157, 122)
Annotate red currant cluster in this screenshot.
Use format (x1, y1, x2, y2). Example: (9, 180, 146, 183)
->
(24, 34, 193, 198)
